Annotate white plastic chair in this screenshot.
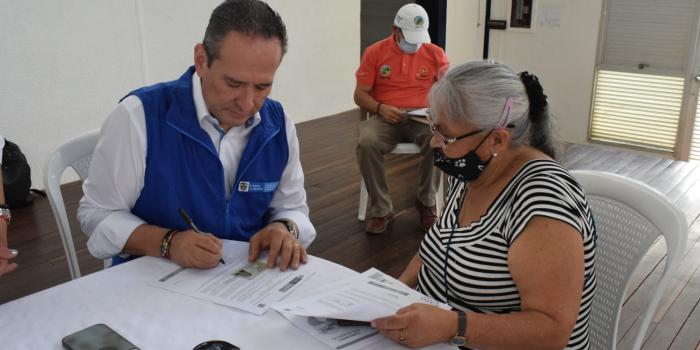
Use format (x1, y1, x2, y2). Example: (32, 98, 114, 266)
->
(43, 129, 104, 279)
(570, 170, 687, 350)
(358, 143, 444, 221)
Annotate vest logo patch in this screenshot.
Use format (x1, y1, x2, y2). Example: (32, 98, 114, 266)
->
(238, 181, 279, 193)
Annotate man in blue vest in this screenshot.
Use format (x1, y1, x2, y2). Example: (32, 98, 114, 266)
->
(78, 0, 315, 271)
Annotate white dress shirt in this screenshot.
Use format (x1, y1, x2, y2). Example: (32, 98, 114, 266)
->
(78, 72, 316, 259)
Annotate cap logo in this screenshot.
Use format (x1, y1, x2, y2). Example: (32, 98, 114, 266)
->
(414, 16, 425, 28)
(380, 64, 392, 77)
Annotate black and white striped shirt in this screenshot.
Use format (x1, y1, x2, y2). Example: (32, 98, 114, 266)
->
(418, 160, 596, 349)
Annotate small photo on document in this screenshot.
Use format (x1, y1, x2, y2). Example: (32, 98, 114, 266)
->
(232, 261, 266, 280)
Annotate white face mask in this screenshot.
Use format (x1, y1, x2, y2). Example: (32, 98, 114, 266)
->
(398, 37, 421, 53)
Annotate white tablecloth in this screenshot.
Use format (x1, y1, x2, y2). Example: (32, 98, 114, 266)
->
(0, 255, 359, 349)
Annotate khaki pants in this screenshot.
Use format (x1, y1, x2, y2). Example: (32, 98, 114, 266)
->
(357, 116, 440, 218)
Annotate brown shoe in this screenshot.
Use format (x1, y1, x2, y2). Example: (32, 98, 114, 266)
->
(366, 214, 393, 234)
(415, 200, 437, 231)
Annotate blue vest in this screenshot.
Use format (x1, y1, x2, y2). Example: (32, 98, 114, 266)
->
(114, 67, 288, 265)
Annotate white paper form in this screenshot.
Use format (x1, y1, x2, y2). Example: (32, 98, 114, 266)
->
(406, 108, 430, 125)
(406, 108, 429, 116)
(272, 268, 450, 321)
(273, 268, 455, 350)
(152, 240, 317, 315)
(281, 314, 455, 350)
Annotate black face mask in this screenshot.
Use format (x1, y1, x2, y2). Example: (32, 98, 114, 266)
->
(433, 131, 493, 182)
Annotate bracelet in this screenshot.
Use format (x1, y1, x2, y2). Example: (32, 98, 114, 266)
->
(0, 207, 11, 224)
(160, 229, 180, 259)
(375, 102, 383, 116)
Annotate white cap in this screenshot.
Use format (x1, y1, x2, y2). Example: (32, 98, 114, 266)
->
(394, 3, 431, 44)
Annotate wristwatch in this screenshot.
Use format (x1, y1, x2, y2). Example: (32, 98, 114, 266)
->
(272, 219, 299, 239)
(0, 204, 11, 224)
(449, 310, 468, 346)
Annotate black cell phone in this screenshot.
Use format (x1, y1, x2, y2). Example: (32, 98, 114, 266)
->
(62, 323, 140, 350)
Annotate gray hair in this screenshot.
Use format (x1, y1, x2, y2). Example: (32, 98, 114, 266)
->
(203, 0, 288, 66)
(429, 61, 559, 159)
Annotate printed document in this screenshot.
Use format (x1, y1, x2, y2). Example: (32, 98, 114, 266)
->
(271, 268, 449, 321)
(272, 268, 454, 350)
(406, 108, 429, 117)
(280, 314, 454, 350)
(406, 108, 430, 125)
(152, 240, 318, 315)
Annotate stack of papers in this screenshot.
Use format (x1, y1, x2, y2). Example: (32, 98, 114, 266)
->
(406, 108, 429, 125)
(271, 268, 449, 321)
(271, 268, 454, 350)
(152, 241, 314, 315)
(152, 241, 455, 349)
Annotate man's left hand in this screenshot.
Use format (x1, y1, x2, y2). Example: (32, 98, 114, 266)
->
(248, 222, 308, 271)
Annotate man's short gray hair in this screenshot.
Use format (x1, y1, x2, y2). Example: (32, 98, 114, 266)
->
(203, 0, 288, 66)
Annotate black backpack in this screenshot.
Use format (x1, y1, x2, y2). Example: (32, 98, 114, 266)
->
(2, 140, 33, 208)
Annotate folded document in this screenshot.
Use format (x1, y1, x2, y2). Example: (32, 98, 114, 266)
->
(271, 268, 454, 350)
(271, 268, 450, 321)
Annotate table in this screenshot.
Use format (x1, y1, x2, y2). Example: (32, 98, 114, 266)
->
(0, 254, 359, 349)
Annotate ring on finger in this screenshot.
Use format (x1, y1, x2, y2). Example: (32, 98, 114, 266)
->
(399, 328, 406, 341)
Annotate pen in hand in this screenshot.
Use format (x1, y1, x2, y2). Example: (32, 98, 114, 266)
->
(178, 207, 226, 265)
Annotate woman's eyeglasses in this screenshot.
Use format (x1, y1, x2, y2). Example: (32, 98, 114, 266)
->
(427, 96, 516, 149)
(428, 122, 484, 149)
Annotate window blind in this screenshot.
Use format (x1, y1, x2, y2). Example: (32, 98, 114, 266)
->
(690, 96, 700, 160)
(590, 70, 684, 152)
(602, 0, 697, 73)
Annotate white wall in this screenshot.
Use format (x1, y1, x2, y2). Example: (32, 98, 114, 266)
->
(0, 0, 360, 187)
(445, 0, 483, 65)
(2, 0, 603, 188)
(445, 0, 604, 145)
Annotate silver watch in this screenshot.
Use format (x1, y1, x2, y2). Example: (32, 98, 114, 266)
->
(273, 219, 298, 239)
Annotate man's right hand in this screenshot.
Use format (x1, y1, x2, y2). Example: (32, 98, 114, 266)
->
(168, 230, 223, 268)
(379, 104, 406, 125)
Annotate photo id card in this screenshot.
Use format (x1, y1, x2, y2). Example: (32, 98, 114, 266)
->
(233, 261, 267, 280)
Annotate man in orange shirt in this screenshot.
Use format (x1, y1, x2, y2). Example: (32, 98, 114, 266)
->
(354, 4, 449, 234)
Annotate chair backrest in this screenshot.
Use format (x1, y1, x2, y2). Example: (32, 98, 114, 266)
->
(43, 129, 100, 280)
(570, 170, 687, 350)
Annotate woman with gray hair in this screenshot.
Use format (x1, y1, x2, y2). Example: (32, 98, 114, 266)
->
(372, 61, 596, 349)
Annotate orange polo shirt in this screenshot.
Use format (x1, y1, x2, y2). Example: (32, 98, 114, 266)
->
(356, 35, 449, 109)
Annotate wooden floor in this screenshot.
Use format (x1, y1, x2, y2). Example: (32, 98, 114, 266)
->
(2, 109, 700, 349)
